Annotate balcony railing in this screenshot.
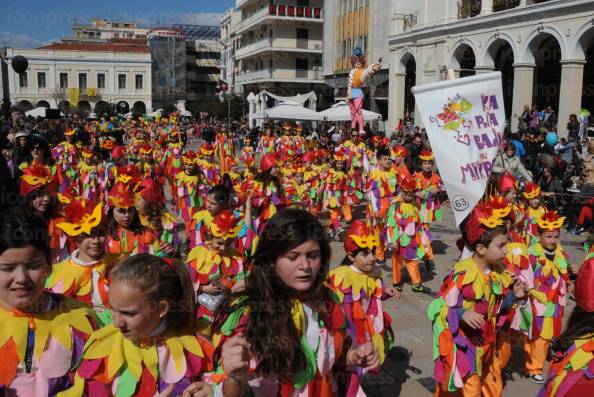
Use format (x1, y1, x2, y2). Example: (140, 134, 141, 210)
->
(235, 68, 322, 84)
(458, 0, 481, 19)
(236, 38, 323, 59)
(296, 39, 308, 49)
(236, 4, 323, 33)
(236, 37, 272, 58)
(458, 0, 551, 19)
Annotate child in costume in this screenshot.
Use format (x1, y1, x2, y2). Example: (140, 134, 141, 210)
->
(413, 150, 444, 264)
(0, 212, 96, 396)
(135, 178, 178, 257)
(137, 143, 165, 183)
(105, 181, 158, 257)
(51, 127, 79, 193)
(60, 254, 214, 397)
(46, 200, 117, 325)
(340, 130, 369, 173)
(497, 173, 524, 230)
(329, 220, 399, 397)
(428, 204, 529, 397)
(215, 129, 233, 173)
(346, 47, 381, 134)
(367, 146, 398, 263)
(525, 211, 573, 383)
(77, 148, 101, 202)
(211, 209, 381, 396)
(161, 129, 184, 199)
(283, 163, 310, 209)
(190, 183, 235, 249)
(98, 146, 127, 194)
(522, 182, 546, 246)
(187, 210, 247, 335)
(391, 145, 411, 186)
(257, 128, 276, 155)
(197, 143, 220, 185)
(538, 259, 594, 396)
(387, 174, 432, 293)
(301, 151, 323, 215)
(19, 162, 71, 263)
(240, 138, 256, 169)
(247, 153, 285, 234)
(175, 151, 208, 241)
(322, 149, 351, 238)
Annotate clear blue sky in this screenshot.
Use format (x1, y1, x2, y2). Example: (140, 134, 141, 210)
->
(1, 0, 235, 47)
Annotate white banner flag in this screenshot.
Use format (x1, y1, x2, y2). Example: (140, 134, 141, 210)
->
(412, 72, 505, 226)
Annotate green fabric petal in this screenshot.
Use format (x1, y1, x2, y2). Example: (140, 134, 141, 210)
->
(221, 305, 245, 336)
(400, 233, 411, 247)
(427, 297, 444, 321)
(294, 334, 317, 389)
(96, 309, 113, 327)
(115, 366, 137, 397)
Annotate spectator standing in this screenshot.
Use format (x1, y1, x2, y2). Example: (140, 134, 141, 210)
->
(567, 114, 580, 141)
(493, 143, 533, 182)
(538, 166, 565, 209)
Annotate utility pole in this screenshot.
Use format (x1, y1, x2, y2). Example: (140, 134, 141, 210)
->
(227, 94, 231, 131)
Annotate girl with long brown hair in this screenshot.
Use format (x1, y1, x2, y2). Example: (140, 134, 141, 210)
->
(212, 208, 380, 396)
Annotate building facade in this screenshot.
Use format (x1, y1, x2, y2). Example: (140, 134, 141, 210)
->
(148, 28, 187, 110)
(175, 25, 222, 103)
(322, 0, 395, 118)
(232, 0, 330, 103)
(387, 0, 594, 135)
(67, 19, 150, 42)
(6, 41, 152, 114)
(220, 8, 242, 95)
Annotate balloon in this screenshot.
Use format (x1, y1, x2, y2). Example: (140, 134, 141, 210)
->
(545, 132, 558, 147)
(11, 55, 28, 74)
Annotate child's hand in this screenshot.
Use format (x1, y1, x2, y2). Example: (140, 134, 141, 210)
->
(201, 284, 222, 295)
(221, 334, 250, 382)
(385, 287, 401, 300)
(570, 264, 579, 274)
(181, 382, 213, 397)
(159, 241, 175, 255)
(231, 279, 246, 294)
(462, 310, 485, 329)
(348, 342, 381, 370)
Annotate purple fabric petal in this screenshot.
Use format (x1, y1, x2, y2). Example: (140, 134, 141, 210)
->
(447, 308, 459, 334)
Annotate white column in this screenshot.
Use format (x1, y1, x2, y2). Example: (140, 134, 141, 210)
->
(511, 63, 535, 127)
(480, 0, 493, 16)
(557, 60, 586, 137)
(388, 72, 405, 132)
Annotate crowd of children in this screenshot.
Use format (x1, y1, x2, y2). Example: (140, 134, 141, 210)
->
(0, 110, 592, 397)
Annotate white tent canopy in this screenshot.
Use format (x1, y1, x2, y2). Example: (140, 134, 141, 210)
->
(254, 101, 321, 121)
(248, 90, 318, 127)
(146, 109, 163, 118)
(319, 101, 382, 122)
(25, 107, 48, 118)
